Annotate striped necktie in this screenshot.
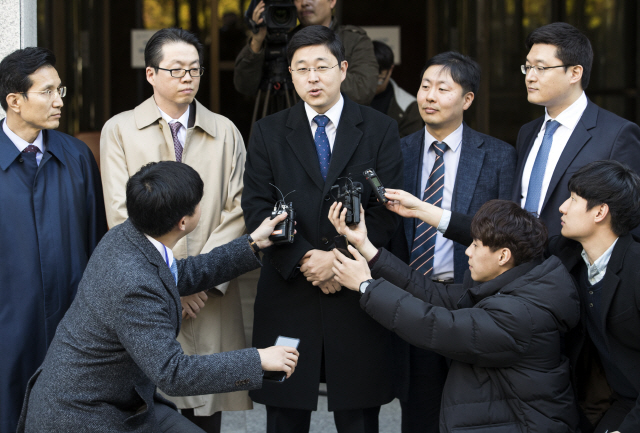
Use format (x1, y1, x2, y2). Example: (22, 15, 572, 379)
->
(409, 141, 447, 276)
(169, 121, 183, 163)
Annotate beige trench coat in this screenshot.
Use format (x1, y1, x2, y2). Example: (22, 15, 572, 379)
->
(100, 96, 251, 414)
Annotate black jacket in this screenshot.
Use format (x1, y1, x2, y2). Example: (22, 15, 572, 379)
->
(362, 249, 580, 432)
(550, 234, 640, 432)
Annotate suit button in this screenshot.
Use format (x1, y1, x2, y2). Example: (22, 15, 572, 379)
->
(321, 237, 329, 245)
(324, 194, 331, 201)
(19, 158, 24, 163)
(589, 303, 594, 308)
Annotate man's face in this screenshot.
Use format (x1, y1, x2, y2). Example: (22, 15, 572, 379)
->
(465, 239, 506, 283)
(416, 65, 473, 133)
(14, 66, 63, 131)
(290, 44, 347, 114)
(559, 192, 600, 241)
(524, 43, 576, 109)
(295, 0, 336, 27)
(146, 42, 200, 110)
(375, 68, 392, 95)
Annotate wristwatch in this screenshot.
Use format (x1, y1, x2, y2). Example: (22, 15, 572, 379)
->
(247, 235, 260, 254)
(359, 279, 375, 294)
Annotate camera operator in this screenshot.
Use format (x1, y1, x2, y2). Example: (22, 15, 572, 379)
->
(234, 0, 378, 107)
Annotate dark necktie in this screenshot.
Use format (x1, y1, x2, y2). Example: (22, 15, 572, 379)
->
(169, 121, 183, 163)
(409, 141, 447, 276)
(313, 115, 331, 180)
(22, 145, 41, 154)
(524, 120, 561, 214)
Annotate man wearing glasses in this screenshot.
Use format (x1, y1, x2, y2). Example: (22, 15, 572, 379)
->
(241, 25, 403, 433)
(513, 22, 640, 236)
(100, 28, 250, 433)
(0, 47, 107, 433)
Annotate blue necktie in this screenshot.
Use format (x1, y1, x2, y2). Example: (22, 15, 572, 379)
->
(170, 259, 178, 285)
(313, 115, 332, 180)
(410, 141, 447, 276)
(524, 120, 561, 214)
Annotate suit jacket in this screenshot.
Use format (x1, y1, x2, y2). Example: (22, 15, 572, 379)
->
(513, 99, 640, 236)
(241, 95, 403, 411)
(18, 220, 264, 433)
(399, 123, 516, 282)
(550, 234, 640, 432)
(100, 97, 250, 413)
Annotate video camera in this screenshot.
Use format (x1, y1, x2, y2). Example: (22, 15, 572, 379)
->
(245, 0, 297, 33)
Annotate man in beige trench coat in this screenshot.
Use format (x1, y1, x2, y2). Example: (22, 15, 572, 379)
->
(100, 28, 249, 432)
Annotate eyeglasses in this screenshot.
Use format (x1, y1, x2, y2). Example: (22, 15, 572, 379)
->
(156, 67, 205, 78)
(521, 64, 575, 76)
(291, 64, 339, 75)
(22, 86, 67, 99)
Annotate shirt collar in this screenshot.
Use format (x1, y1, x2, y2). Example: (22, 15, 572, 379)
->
(157, 104, 190, 128)
(304, 94, 344, 130)
(145, 234, 175, 267)
(423, 122, 463, 153)
(544, 91, 588, 130)
(581, 237, 618, 284)
(2, 118, 44, 153)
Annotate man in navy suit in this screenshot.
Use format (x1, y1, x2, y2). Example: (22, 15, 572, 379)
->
(515, 22, 640, 236)
(394, 51, 516, 433)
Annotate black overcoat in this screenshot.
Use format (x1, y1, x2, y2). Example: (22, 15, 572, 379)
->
(242, 95, 403, 410)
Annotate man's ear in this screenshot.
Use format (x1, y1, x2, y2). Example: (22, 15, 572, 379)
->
(462, 92, 475, 111)
(569, 65, 583, 86)
(177, 215, 188, 232)
(498, 247, 512, 267)
(6, 93, 22, 114)
(146, 66, 156, 86)
(594, 203, 610, 224)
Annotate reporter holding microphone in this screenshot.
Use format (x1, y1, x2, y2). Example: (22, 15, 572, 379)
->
(328, 192, 580, 433)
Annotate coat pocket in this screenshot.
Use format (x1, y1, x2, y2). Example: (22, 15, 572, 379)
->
(452, 422, 522, 433)
(124, 384, 154, 426)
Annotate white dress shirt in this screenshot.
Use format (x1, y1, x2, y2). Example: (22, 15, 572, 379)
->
(145, 234, 175, 269)
(419, 123, 464, 280)
(581, 238, 618, 285)
(158, 105, 190, 148)
(520, 92, 588, 213)
(304, 95, 344, 152)
(3, 119, 45, 165)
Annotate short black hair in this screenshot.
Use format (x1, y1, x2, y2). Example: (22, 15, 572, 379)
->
(471, 200, 548, 266)
(568, 160, 640, 236)
(525, 22, 593, 89)
(420, 51, 481, 95)
(0, 47, 56, 111)
(126, 161, 204, 237)
(287, 25, 346, 66)
(144, 28, 204, 69)
(373, 40, 394, 72)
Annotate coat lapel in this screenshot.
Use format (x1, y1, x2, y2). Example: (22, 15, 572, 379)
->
(323, 96, 364, 196)
(600, 234, 631, 330)
(401, 129, 425, 247)
(452, 124, 486, 214)
(511, 117, 544, 202)
(541, 100, 597, 211)
(285, 101, 325, 192)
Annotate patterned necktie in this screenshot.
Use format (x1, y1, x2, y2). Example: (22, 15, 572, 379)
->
(313, 115, 331, 180)
(170, 259, 178, 285)
(22, 145, 41, 154)
(524, 120, 561, 214)
(169, 121, 183, 163)
(409, 141, 447, 276)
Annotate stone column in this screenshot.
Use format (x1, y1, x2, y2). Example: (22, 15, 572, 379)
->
(0, 0, 37, 117)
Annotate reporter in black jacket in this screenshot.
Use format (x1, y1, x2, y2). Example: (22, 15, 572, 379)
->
(328, 199, 580, 433)
(420, 160, 640, 433)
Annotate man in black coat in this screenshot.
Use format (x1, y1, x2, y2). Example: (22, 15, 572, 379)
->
(417, 161, 640, 433)
(241, 25, 403, 433)
(514, 22, 640, 237)
(328, 199, 580, 432)
(18, 162, 299, 433)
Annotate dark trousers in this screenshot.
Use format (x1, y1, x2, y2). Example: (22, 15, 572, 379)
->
(155, 402, 206, 433)
(182, 409, 222, 433)
(400, 346, 448, 433)
(594, 395, 635, 433)
(266, 405, 381, 433)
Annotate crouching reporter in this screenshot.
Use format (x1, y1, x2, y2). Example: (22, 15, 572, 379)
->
(328, 197, 580, 433)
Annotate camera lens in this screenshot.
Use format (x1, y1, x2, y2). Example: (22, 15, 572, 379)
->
(270, 8, 292, 26)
